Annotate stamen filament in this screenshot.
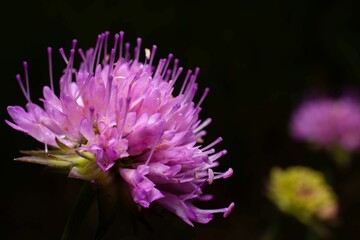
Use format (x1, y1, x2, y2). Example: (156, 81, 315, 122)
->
(47, 47, 54, 92)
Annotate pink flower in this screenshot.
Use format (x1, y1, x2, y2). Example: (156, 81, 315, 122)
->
(290, 96, 360, 152)
(6, 31, 234, 226)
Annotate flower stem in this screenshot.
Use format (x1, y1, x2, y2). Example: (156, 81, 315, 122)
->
(261, 211, 282, 240)
(61, 182, 95, 240)
(330, 147, 351, 169)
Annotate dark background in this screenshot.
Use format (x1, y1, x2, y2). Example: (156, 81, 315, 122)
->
(2, 0, 360, 239)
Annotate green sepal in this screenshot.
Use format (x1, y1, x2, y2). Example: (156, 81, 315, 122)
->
(56, 137, 74, 152)
(15, 156, 73, 168)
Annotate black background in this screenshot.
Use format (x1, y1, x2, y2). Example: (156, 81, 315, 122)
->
(2, 0, 360, 239)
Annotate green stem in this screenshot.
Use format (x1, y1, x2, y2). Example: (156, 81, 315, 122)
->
(95, 175, 141, 239)
(330, 147, 351, 169)
(262, 212, 282, 240)
(306, 226, 323, 240)
(61, 182, 95, 240)
(95, 180, 119, 240)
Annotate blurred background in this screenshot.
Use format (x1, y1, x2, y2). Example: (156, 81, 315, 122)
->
(2, 0, 360, 239)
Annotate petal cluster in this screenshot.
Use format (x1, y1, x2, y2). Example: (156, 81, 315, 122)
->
(6, 31, 233, 225)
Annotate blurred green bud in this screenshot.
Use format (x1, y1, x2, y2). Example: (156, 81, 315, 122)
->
(267, 166, 338, 225)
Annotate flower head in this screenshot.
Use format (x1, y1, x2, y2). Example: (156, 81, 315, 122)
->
(6, 31, 234, 226)
(290, 96, 360, 152)
(267, 166, 338, 225)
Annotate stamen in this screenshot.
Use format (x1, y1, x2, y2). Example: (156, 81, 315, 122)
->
(209, 150, 227, 162)
(183, 72, 199, 103)
(180, 70, 192, 94)
(198, 168, 233, 182)
(47, 47, 54, 92)
(125, 42, 130, 62)
(193, 67, 200, 80)
(164, 69, 172, 82)
(172, 58, 179, 79)
(167, 67, 183, 90)
(112, 33, 119, 58)
(161, 54, 173, 79)
(145, 48, 151, 60)
(95, 34, 105, 69)
(165, 103, 181, 120)
(23, 62, 30, 101)
(92, 34, 102, 63)
(91, 34, 103, 73)
(135, 38, 142, 61)
(75, 73, 92, 100)
(194, 118, 212, 133)
(70, 48, 76, 64)
(183, 75, 196, 99)
(59, 48, 68, 64)
(195, 201, 235, 216)
(195, 130, 207, 139)
(196, 87, 210, 109)
(182, 180, 207, 200)
(106, 75, 113, 105)
(118, 31, 124, 60)
(199, 194, 213, 201)
(187, 83, 198, 103)
(153, 58, 164, 77)
(224, 202, 235, 218)
(208, 169, 214, 184)
(62, 49, 75, 92)
(149, 45, 157, 68)
(108, 48, 116, 77)
(201, 137, 223, 151)
(78, 48, 86, 63)
(120, 97, 131, 138)
(67, 49, 75, 83)
(199, 148, 215, 156)
(221, 168, 233, 179)
(184, 68, 200, 102)
(72, 39, 77, 50)
(185, 107, 201, 131)
(16, 74, 30, 102)
(103, 31, 110, 63)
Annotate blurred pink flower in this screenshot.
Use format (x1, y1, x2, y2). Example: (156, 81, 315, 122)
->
(290, 96, 360, 152)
